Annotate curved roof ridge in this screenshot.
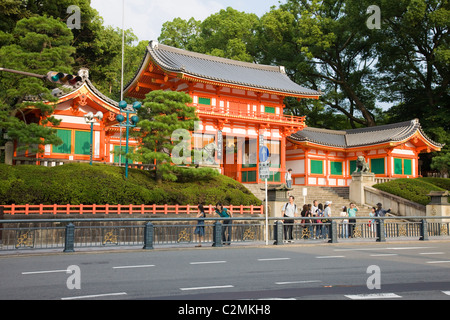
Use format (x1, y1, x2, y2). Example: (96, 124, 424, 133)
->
(150, 40, 281, 73)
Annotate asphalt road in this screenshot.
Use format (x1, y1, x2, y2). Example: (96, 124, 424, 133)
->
(1, 240, 449, 302)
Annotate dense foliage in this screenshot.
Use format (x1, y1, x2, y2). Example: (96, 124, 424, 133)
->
(1, 0, 448, 174)
(373, 178, 449, 206)
(0, 163, 262, 206)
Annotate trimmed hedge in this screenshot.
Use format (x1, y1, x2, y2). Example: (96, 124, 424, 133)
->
(373, 178, 449, 206)
(0, 163, 262, 206)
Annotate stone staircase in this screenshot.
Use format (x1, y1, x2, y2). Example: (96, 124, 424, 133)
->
(243, 184, 372, 217)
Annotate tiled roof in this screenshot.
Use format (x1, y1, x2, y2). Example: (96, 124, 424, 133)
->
(125, 40, 322, 97)
(289, 119, 444, 149)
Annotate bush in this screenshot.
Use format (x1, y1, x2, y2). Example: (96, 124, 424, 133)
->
(0, 163, 261, 206)
(373, 178, 448, 206)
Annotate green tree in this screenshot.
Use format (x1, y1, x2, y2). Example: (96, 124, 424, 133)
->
(133, 91, 198, 183)
(159, 7, 259, 62)
(258, 0, 384, 128)
(0, 15, 78, 152)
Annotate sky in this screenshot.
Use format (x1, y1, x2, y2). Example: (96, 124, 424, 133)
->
(90, 0, 285, 42)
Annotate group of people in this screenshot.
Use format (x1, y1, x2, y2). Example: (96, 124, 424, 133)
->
(194, 203, 232, 247)
(194, 198, 392, 246)
(281, 196, 334, 242)
(282, 195, 392, 241)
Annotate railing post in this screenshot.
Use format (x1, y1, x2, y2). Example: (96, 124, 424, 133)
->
(143, 222, 154, 250)
(64, 223, 75, 253)
(376, 219, 386, 242)
(328, 220, 338, 243)
(419, 219, 429, 241)
(212, 222, 223, 247)
(273, 221, 284, 245)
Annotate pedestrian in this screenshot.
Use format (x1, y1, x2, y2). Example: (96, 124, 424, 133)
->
(375, 202, 391, 238)
(285, 169, 293, 189)
(322, 201, 332, 239)
(347, 202, 359, 238)
(215, 202, 233, 245)
(194, 204, 206, 247)
(315, 203, 323, 239)
(311, 200, 318, 238)
(300, 204, 312, 239)
(281, 195, 298, 243)
(369, 206, 376, 235)
(375, 203, 391, 217)
(340, 206, 349, 238)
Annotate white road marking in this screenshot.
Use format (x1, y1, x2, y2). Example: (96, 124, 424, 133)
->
(190, 261, 227, 265)
(345, 293, 402, 300)
(442, 291, 450, 296)
(370, 254, 399, 257)
(420, 252, 445, 255)
(258, 258, 291, 261)
(275, 280, 322, 285)
(113, 265, 155, 269)
(61, 292, 127, 300)
(316, 256, 345, 259)
(426, 261, 450, 264)
(335, 247, 433, 252)
(180, 285, 234, 291)
(22, 270, 67, 275)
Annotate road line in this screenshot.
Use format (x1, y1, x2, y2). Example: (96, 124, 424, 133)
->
(443, 291, 450, 296)
(113, 265, 155, 269)
(316, 256, 345, 259)
(22, 270, 68, 275)
(345, 293, 402, 300)
(370, 254, 398, 257)
(275, 280, 322, 285)
(426, 261, 450, 264)
(386, 247, 433, 250)
(61, 292, 127, 300)
(420, 252, 445, 255)
(258, 258, 291, 262)
(180, 285, 234, 291)
(190, 261, 227, 265)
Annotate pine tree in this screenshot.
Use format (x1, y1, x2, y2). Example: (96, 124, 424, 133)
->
(133, 90, 199, 183)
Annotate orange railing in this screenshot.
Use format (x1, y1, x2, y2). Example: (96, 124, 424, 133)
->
(195, 104, 306, 125)
(1, 204, 264, 216)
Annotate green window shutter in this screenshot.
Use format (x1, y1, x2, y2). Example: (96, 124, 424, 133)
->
(53, 129, 72, 154)
(404, 159, 412, 175)
(330, 161, 343, 175)
(265, 106, 276, 114)
(310, 160, 323, 175)
(247, 171, 257, 182)
(198, 97, 211, 105)
(394, 158, 403, 175)
(370, 158, 385, 175)
(74, 131, 91, 155)
(350, 160, 357, 174)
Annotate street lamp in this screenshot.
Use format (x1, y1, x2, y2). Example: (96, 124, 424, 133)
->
(117, 101, 141, 178)
(83, 111, 103, 165)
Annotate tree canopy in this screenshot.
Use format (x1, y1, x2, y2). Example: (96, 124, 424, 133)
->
(0, 0, 448, 174)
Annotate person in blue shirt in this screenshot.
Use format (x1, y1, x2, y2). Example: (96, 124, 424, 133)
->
(215, 203, 233, 245)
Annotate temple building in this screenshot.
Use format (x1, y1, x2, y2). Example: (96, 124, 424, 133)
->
(11, 41, 443, 186)
(13, 69, 138, 166)
(123, 41, 322, 184)
(287, 120, 443, 186)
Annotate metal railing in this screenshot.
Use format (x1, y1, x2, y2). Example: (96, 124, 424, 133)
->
(0, 217, 448, 253)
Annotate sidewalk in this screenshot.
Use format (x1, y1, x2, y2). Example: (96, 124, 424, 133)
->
(1, 236, 449, 257)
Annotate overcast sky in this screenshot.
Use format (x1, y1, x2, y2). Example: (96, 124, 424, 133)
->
(91, 0, 284, 42)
